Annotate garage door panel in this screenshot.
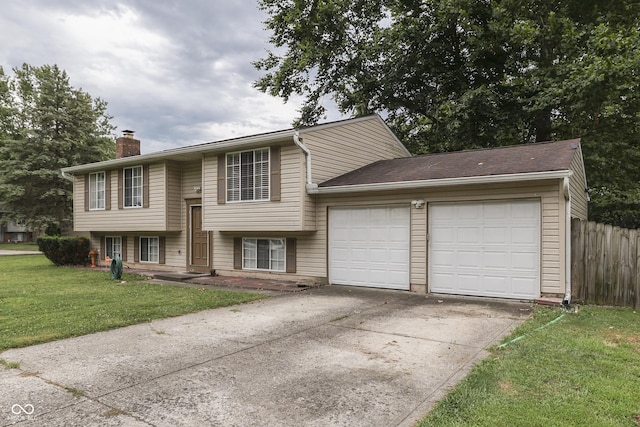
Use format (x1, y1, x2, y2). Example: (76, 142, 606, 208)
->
(458, 251, 482, 268)
(329, 206, 410, 290)
(484, 275, 509, 293)
(332, 248, 349, 260)
(458, 204, 482, 219)
(512, 277, 538, 294)
(512, 252, 538, 270)
(458, 227, 481, 243)
(430, 200, 540, 299)
(432, 227, 455, 243)
(484, 251, 509, 269)
(432, 273, 455, 290)
(332, 230, 349, 242)
(369, 228, 388, 242)
(390, 227, 410, 241)
(459, 274, 483, 291)
(350, 228, 369, 242)
(512, 203, 538, 219)
(350, 248, 367, 261)
(370, 248, 389, 262)
(484, 203, 509, 219)
(512, 227, 538, 243)
(388, 249, 408, 263)
(484, 228, 507, 243)
(431, 250, 455, 267)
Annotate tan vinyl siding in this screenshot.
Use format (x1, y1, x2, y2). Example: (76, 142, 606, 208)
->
(203, 145, 309, 231)
(210, 180, 564, 294)
(212, 233, 234, 271)
(569, 148, 588, 220)
(301, 116, 409, 184)
(294, 180, 564, 294)
(410, 207, 427, 285)
(74, 163, 168, 232)
(163, 233, 186, 268)
(303, 192, 317, 230)
(88, 232, 185, 270)
(72, 176, 82, 229)
(182, 160, 203, 200)
(166, 162, 182, 231)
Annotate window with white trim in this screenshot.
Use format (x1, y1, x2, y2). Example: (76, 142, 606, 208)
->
(226, 148, 269, 202)
(242, 238, 285, 271)
(124, 166, 142, 207)
(89, 172, 105, 210)
(140, 237, 159, 263)
(105, 236, 122, 259)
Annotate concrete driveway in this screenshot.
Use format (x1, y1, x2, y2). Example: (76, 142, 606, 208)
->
(1, 285, 530, 427)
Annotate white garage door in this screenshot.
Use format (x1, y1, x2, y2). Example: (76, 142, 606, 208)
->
(329, 206, 410, 290)
(429, 200, 540, 299)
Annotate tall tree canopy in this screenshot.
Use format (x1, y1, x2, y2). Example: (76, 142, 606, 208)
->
(255, 0, 640, 228)
(0, 64, 115, 233)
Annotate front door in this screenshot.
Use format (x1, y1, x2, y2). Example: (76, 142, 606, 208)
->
(190, 205, 208, 270)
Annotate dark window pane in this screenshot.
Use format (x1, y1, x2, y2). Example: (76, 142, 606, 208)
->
(257, 239, 270, 269)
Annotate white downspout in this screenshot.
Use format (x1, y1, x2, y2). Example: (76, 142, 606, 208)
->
(293, 131, 317, 192)
(61, 170, 74, 182)
(563, 177, 572, 305)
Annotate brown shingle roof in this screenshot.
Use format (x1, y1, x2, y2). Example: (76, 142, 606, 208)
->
(319, 139, 580, 188)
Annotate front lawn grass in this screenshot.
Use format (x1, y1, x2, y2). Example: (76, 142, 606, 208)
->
(0, 255, 264, 352)
(418, 306, 640, 427)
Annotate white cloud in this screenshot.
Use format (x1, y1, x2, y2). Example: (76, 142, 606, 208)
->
(0, 0, 346, 156)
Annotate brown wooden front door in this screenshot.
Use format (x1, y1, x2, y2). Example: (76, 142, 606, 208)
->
(191, 205, 208, 268)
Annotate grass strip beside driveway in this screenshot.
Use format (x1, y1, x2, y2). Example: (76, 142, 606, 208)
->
(418, 306, 640, 427)
(0, 255, 264, 352)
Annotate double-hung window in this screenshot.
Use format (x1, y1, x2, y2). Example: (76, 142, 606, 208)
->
(140, 237, 159, 263)
(226, 148, 269, 202)
(105, 236, 122, 259)
(89, 172, 105, 210)
(242, 238, 285, 271)
(124, 166, 142, 207)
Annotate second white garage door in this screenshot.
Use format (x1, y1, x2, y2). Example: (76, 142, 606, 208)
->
(429, 200, 540, 299)
(329, 206, 410, 290)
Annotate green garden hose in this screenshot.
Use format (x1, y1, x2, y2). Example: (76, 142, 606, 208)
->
(110, 257, 123, 280)
(498, 313, 566, 349)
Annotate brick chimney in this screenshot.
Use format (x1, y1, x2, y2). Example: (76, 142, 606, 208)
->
(115, 130, 140, 159)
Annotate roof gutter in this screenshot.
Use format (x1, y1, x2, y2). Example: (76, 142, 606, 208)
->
(308, 170, 573, 194)
(61, 170, 74, 182)
(61, 129, 297, 174)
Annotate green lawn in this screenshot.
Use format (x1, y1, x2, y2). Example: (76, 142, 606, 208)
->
(418, 306, 640, 427)
(0, 242, 40, 251)
(0, 255, 265, 352)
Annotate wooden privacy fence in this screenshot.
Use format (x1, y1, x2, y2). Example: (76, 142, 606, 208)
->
(571, 218, 640, 308)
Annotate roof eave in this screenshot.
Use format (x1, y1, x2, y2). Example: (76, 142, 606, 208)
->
(61, 129, 297, 174)
(310, 170, 573, 194)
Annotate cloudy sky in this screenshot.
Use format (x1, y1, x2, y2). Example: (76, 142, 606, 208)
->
(0, 1, 344, 153)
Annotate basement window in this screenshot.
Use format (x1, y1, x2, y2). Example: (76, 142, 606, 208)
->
(242, 238, 285, 271)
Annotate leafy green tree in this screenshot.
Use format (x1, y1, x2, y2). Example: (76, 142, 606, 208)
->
(255, 0, 640, 227)
(0, 64, 115, 234)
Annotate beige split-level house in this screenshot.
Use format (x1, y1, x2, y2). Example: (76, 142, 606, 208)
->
(61, 115, 588, 302)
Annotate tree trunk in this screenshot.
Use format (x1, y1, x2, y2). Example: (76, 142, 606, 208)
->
(535, 107, 552, 142)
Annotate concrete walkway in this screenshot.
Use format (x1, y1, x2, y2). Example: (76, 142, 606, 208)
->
(1, 286, 531, 427)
